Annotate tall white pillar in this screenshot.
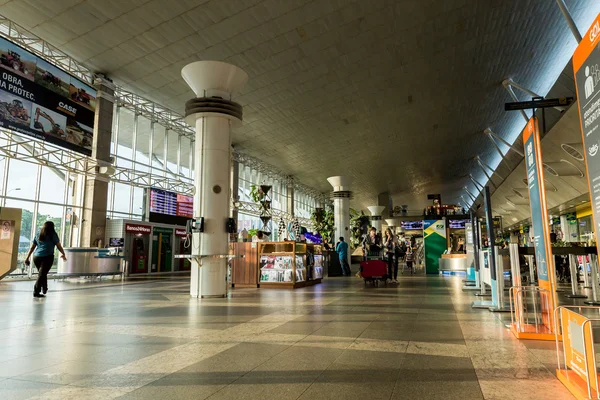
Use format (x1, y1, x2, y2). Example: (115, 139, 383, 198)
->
(327, 176, 352, 263)
(367, 206, 386, 234)
(182, 61, 248, 298)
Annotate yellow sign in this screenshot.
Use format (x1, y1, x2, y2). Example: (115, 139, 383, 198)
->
(560, 308, 597, 393)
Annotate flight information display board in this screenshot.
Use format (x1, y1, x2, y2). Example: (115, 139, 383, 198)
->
(448, 219, 466, 229)
(148, 188, 193, 226)
(150, 189, 177, 216)
(401, 221, 423, 230)
(176, 194, 193, 218)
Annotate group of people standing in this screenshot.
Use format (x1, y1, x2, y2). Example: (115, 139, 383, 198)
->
(363, 227, 414, 283)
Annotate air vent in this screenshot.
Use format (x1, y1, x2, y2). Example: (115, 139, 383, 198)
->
(506, 199, 516, 207)
(513, 189, 525, 199)
(561, 143, 584, 161)
(543, 163, 558, 176)
(544, 179, 558, 192)
(560, 159, 584, 177)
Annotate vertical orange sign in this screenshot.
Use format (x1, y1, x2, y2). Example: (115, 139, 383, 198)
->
(560, 308, 597, 393)
(574, 13, 600, 267)
(523, 117, 558, 331)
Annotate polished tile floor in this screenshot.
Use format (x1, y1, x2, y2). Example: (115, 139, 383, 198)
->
(0, 272, 574, 400)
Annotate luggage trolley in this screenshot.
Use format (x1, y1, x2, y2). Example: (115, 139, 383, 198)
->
(360, 248, 387, 286)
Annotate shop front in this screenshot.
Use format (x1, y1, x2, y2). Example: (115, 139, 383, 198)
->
(105, 220, 191, 275)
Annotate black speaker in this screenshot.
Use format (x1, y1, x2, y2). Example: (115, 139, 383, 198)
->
(226, 218, 236, 234)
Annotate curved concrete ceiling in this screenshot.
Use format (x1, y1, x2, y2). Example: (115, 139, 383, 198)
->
(2, 0, 599, 209)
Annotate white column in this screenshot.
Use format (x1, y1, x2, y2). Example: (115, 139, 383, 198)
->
(367, 206, 386, 234)
(182, 61, 248, 298)
(327, 176, 351, 263)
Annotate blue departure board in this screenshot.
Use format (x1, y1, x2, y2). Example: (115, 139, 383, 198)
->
(150, 189, 178, 216)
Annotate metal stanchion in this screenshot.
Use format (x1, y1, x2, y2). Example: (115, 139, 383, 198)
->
(581, 255, 592, 288)
(490, 247, 510, 312)
(584, 254, 600, 306)
(566, 254, 587, 299)
(526, 255, 536, 285)
(474, 251, 490, 297)
(509, 244, 521, 286)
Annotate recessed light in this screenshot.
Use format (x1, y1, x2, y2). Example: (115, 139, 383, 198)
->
(581, 200, 587, 203)
(569, 204, 574, 207)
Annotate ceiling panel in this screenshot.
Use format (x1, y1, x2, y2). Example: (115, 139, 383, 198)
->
(3, 0, 599, 209)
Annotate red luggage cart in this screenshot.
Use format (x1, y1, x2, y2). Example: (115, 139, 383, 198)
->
(360, 259, 387, 286)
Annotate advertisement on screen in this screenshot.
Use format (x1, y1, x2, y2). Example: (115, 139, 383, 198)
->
(0, 36, 96, 155)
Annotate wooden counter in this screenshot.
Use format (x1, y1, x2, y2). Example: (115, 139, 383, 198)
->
(230, 242, 259, 288)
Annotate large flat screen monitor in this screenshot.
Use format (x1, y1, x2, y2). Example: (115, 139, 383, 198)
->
(147, 188, 193, 226)
(401, 221, 423, 230)
(448, 219, 466, 229)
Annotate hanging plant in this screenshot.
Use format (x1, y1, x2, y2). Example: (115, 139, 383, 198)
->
(260, 200, 271, 212)
(311, 207, 334, 241)
(250, 185, 264, 203)
(278, 218, 286, 237)
(349, 208, 369, 248)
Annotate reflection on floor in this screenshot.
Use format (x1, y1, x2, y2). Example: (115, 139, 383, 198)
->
(0, 272, 574, 400)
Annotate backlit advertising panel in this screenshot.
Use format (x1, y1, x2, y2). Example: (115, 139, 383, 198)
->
(0, 36, 96, 155)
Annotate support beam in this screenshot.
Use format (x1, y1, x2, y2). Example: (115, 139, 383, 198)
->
(502, 80, 530, 122)
(483, 129, 517, 173)
(484, 128, 525, 157)
(81, 77, 115, 247)
(464, 187, 477, 203)
(474, 157, 497, 190)
(476, 156, 504, 185)
(556, 0, 583, 43)
(469, 174, 484, 191)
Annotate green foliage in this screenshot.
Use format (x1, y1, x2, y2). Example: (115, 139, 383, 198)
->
(249, 185, 263, 203)
(349, 208, 369, 248)
(248, 228, 258, 238)
(311, 208, 334, 241)
(20, 209, 61, 239)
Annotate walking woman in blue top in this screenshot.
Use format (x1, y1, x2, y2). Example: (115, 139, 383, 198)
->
(24, 221, 67, 298)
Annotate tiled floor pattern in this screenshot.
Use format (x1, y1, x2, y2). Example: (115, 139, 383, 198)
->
(0, 274, 574, 399)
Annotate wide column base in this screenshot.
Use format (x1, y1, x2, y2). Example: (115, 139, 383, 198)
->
(190, 259, 227, 298)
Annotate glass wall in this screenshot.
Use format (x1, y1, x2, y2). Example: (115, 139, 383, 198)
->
(237, 162, 321, 240)
(0, 149, 80, 274)
(107, 105, 194, 220)
(0, 103, 323, 277)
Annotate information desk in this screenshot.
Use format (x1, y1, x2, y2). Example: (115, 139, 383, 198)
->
(58, 248, 123, 277)
(439, 253, 467, 272)
(258, 242, 323, 288)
